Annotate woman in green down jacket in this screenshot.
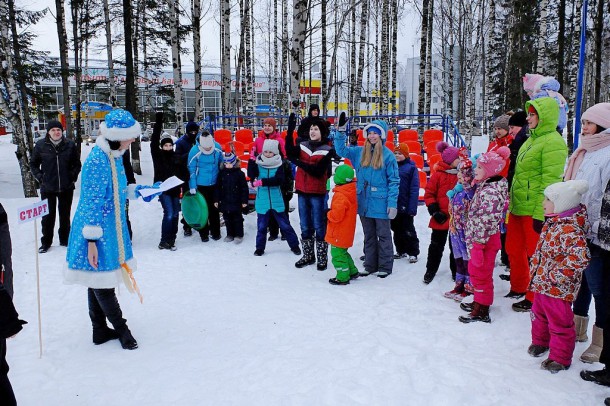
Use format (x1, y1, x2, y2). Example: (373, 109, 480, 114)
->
(506, 96, 568, 312)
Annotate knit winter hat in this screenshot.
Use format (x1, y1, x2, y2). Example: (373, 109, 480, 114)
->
(394, 143, 410, 157)
(263, 117, 277, 131)
(544, 180, 589, 214)
(100, 109, 141, 141)
(476, 146, 510, 180)
(523, 73, 545, 96)
(185, 121, 199, 133)
(582, 103, 610, 131)
(46, 120, 63, 133)
(508, 111, 527, 127)
(262, 139, 279, 155)
(160, 135, 174, 147)
(493, 115, 511, 131)
(436, 141, 460, 165)
(364, 119, 389, 140)
(334, 164, 355, 185)
(223, 152, 238, 166)
(308, 104, 320, 116)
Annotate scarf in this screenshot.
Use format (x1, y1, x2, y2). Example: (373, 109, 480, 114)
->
(564, 129, 610, 180)
(256, 153, 282, 169)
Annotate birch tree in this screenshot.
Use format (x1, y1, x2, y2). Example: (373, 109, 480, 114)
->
(220, 0, 231, 117)
(102, 0, 117, 105)
(169, 0, 184, 131)
(290, 0, 308, 105)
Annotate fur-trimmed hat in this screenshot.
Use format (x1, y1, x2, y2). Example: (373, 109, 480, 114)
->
(582, 103, 610, 131)
(262, 139, 279, 155)
(494, 114, 510, 131)
(508, 111, 527, 127)
(223, 152, 238, 166)
(476, 146, 510, 180)
(334, 164, 355, 185)
(544, 180, 588, 214)
(100, 109, 140, 141)
(436, 141, 460, 165)
(364, 119, 389, 140)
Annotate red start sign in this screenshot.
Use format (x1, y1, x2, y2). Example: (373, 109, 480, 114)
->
(18, 199, 49, 224)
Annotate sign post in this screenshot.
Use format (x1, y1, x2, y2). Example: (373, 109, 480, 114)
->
(17, 199, 49, 358)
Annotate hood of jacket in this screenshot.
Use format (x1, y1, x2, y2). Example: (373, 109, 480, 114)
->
(526, 97, 560, 139)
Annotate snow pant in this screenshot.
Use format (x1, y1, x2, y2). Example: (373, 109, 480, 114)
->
(455, 257, 470, 286)
(88, 288, 127, 333)
(598, 250, 610, 367)
(468, 233, 501, 306)
(390, 213, 420, 256)
(425, 229, 456, 279)
(506, 214, 540, 302)
(0, 339, 16, 406)
(268, 192, 290, 238)
(0, 220, 13, 298)
(360, 216, 394, 275)
(573, 242, 608, 328)
(500, 231, 510, 267)
(531, 293, 575, 367)
(298, 194, 327, 241)
(223, 211, 244, 238)
(196, 185, 221, 239)
(40, 189, 74, 247)
(256, 210, 299, 252)
(331, 246, 359, 282)
(449, 230, 468, 260)
(159, 193, 180, 245)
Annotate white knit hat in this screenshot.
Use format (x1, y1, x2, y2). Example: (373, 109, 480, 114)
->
(262, 139, 279, 155)
(544, 180, 589, 214)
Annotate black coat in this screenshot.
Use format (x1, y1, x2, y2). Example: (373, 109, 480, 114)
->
(215, 167, 249, 213)
(0, 283, 26, 339)
(507, 125, 529, 188)
(30, 136, 81, 193)
(0, 204, 12, 298)
(150, 114, 188, 197)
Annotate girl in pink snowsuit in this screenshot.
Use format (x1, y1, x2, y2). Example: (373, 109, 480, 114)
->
(459, 147, 510, 323)
(527, 180, 590, 373)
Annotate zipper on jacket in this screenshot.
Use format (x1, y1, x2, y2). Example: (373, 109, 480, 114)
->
(56, 152, 61, 191)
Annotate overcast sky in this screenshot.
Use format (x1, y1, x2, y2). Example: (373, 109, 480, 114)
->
(29, 0, 419, 71)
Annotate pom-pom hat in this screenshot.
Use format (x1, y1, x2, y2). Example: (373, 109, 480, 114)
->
(223, 152, 238, 166)
(364, 119, 389, 140)
(334, 164, 355, 185)
(436, 141, 460, 165)
(544, 180, 589, 214)
(100, 109, 141, 141)
(476, 146, 510, 180)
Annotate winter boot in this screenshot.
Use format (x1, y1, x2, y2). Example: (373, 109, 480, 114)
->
(528, 344, 549, 357)
(116, 325, 138, 350)
(540, 359, 569, 374)
(444, 282, 464, 300)
(316, 240, 328, 271)
(88, 288, 120, 345)
(423, 268, 437, 284)
(581, 368, 610, 386)
(458, 302, 491, 323)
(90, 288, 136, 349)
(295, 238, 315, 268)
(580, 325, 603, 363)
(574, 314, 589, 342)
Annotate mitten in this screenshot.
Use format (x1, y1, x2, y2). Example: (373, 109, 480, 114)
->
(387, 207, 397, 220)
(337, 112, 348, 132)
(253, 180, 263, 187)
(427, 203, 440, 216)
(287, 113, 297, 138)
(432, 211, 448, 224)
(189, 188, 196, 195)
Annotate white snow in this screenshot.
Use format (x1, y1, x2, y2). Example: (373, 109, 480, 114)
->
(1, 134, 606, 405)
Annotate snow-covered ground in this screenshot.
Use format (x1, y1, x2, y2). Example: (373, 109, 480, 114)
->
(1, 134, 607, 405)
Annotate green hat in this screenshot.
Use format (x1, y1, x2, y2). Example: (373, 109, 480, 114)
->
(334, 164, 355, 185)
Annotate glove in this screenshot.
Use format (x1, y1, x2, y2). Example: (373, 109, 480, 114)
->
(189, 188, 196, 195)
(427, 203, 440, 216)
(253, 180, 263, 187)
(135, 183, 162, 203)
(337, 112, 348, 132)
(432, 211, 448, 224)
(387, 207, 397, 220)
(533, 219, 544, 234)
(287, 113, 297, 138)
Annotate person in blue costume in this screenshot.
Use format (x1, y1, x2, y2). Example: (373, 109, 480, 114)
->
(334, 114, 400, 278)
(65, 109, 161, 350)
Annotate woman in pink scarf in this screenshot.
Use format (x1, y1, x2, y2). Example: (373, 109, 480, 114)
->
(564, 102, 610, 364)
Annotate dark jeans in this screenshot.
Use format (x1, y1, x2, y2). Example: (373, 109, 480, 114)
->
(87, 288, 127, 332)
(500, 232, 510, 267)
(298, 194, 326, 241)
(197, 185, 221, 239)
(390, 213, 420, 256)
(223, 211, 244, 238)
(159, 193, 180, 244)
(597, 250, 610, 366)
(425, 229, 456, 278)
(40, 189, 74, 246)
(574, 242, 608, 328)
(256, 210, 299, 251)
(268, 192, 291, 238)
(0, 339, 16, 406)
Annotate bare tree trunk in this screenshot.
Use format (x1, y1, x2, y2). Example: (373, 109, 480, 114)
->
(193, 0, 203, 120)
(273, 0, 278, 108)
(281, 0, 289, 112)
(220, 0, 231, 118)
(379, 0, 390, 115)
(71, 0, 82, 142)
(537, 0, 549, 72)
(424, 0, 434, 122)
(390, 0, 398, 116)
(353, 0, 368, 118)
(593, 0, 604, 103)
(290, 0, 308, 105)
(417, 0, 430, 135)
(169, 0, 184, 130)
(123, 0, 141, 174)
(321, 0, 328, 115)
(55, 0, 73, 142)
(103, 0, 117, 106)
(244, 0, 254, 118)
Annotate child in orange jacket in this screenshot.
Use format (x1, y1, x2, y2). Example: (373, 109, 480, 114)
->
(326, 165, 359, 285)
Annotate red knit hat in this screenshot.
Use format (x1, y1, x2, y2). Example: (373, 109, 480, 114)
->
(528, 104, 538, 114)
(263, 117, 277, 131)
(394, 143, 410, 157)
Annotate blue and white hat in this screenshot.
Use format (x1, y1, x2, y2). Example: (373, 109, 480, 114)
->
(100, 109, 141, 141)
(363, 119, 389, 140)
(223, 152, 238, 166)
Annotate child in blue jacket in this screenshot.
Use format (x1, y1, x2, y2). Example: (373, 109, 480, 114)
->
(391, 143, 420, 262)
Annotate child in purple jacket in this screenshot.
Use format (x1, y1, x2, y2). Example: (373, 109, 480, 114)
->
(459, 147, 510, 323)
(444, 149, 475, 301)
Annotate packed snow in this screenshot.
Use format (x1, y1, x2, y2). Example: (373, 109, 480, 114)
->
(1, 134, 606, 405)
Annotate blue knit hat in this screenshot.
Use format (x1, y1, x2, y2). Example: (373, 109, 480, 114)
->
(363, 119, 389, 140)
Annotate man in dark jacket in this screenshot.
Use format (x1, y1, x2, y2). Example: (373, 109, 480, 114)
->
(30, 120, 81, 253)
(507, 111, 529, 188)
(175, 121, 199, 236)
(296, 104, 326, 141)
(0, 203, 12, 297)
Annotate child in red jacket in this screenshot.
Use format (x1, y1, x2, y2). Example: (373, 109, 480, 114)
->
(327, 165, 359, 285)
(527, 180, 590, 373)
(423, 141, 459, 284)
